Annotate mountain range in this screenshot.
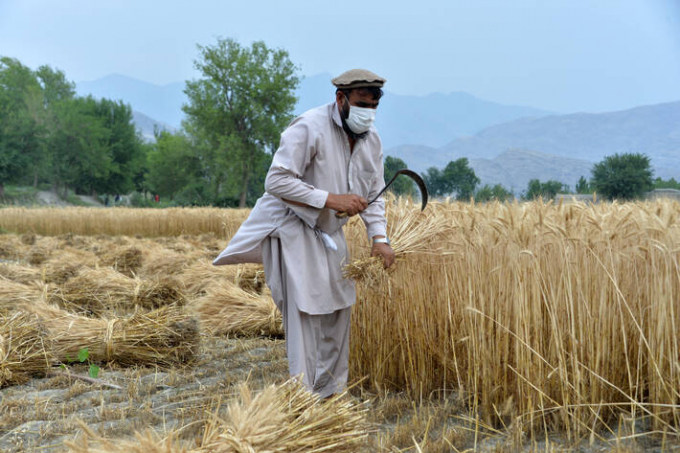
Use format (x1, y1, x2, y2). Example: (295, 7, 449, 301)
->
(76, 73, 680, 190)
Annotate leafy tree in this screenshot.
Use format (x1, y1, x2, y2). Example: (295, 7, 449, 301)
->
(590, 153, 653, 200)
(183, 38, 299, 207)
(32, 65, 76, 187)
(422, 158, 480, 200)
(146, 131, 202, 200)
(443, 158, 480, 200)
(50, 96, 110, 197)
(474, 184, 513, 202)
(422, 166, 445, 197)
(90, 98, 144, 196)
(0, 57, 42, 198)
(384, 156, 415, 196)
(525, 179, 569, 200)
(575, 176, 591, 194)
(653, 177, 680, 190)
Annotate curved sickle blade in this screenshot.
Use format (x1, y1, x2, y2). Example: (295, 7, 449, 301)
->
(370, 168, 429, 211)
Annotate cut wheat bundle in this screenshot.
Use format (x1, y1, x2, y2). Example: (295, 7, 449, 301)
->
(0, 277, 44, 308)
(344, 204, 449, 284)
(178, 262, 246, 297)
(27, 301, 199, 366)
(65, 424, 189, 453)
(0, 262, 42, 284)
(48, 268, 186, 315)
(190, 280, 282, 337)
(41, 249, 99, 284)
(198, 380, 370, 453)
(140, 247, 198, 277)
(234, 264, 265, 294)
(0, 311, 53, 387)
(100, 246, 143, 277)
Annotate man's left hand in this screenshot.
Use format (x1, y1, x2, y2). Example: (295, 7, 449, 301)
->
(371, 243, 395, 269)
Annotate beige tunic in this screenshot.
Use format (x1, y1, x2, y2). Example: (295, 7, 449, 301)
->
(213, 102, 387, 314)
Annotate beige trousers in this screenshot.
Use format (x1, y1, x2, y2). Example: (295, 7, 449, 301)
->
(263, 236, 352, 398)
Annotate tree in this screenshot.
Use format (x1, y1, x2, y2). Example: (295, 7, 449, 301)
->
(475, 184, 513, 202)
(653, 177, 680, 190)
(0, 57, 42, 198)
(146, 131, 202, 200)
(524, 179, 569, 200)
(384, 156, 415, 196)
(575, 176, 591, 194)
(183, 38, 299, 207)
(442, 158, 480, 200)
(590, 153, 653, 200)
(49, 96, 111, 198)
(422, 166, 445, 197)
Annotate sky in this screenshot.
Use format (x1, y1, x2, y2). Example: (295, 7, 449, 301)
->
(1, 0, 679, 113)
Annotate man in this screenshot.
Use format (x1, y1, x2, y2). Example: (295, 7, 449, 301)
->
(213, 68, 395, 398)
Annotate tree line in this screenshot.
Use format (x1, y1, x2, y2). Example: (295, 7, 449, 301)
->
(1, 40, 674, 207)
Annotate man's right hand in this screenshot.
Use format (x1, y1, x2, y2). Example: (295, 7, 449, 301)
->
(325, 193, 368, 216)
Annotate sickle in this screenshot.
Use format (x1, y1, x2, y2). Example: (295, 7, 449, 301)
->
(336, 168, 429, 218)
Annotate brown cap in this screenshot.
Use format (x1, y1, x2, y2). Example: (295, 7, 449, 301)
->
(331, 69, 386, 89)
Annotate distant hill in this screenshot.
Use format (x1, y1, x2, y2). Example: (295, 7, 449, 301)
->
(77, 73, 551, 148)
(437, 101, 680, 180)
(298, 73, 551, 148)
(77, 74, 185, 127)
(469, 149, 594, 193)
(131, 111, 176, 142)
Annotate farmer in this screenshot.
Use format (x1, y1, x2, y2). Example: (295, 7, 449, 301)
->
(213, 69, 395, 398)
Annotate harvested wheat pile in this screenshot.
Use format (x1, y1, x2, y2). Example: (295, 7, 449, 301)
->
(234, 264, 265, 294)
(0, 311, 53, 387)
(178, 261, 241, 297)
(0, 262, 41, 284)
(140, 247, 198, 277)
(41, 250, 99, 284)
(344, 204, 447, 285)
(66, 381, 369, 453)
(66, 427, 189, 453)
(198, 380, 370, 453)
(100, 246, 143, 276)
(49, 268, 186, 315)
(0, 235, 23, 260)
(27, 301, 199, 366)
(0, 277, 44, 307)
(190, 280, 282, 337)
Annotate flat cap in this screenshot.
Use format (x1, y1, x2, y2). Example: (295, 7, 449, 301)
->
(331, 69, 386, 89)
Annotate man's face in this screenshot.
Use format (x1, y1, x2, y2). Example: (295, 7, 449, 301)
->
(336, 89, 379, 117)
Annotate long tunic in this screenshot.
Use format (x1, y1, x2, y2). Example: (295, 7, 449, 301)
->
(213, 102, 387, 314)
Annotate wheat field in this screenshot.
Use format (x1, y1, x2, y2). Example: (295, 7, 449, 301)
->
(1, 198, 679, 448)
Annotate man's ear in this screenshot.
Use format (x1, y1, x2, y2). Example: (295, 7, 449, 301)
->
(335, 90, 345, 106)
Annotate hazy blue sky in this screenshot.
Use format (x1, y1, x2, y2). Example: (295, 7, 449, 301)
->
(1, 0, 679, 113)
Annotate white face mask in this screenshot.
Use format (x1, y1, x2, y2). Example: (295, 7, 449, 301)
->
(344, 97, 377, 134)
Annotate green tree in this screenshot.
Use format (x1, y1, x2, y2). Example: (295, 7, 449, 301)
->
(90, 98, 144, 196)
(575, 175, 591, 194)
(0, 57, 42, 198)
(384, 156, 415, 196)
(422, 166, 445, 197)
(146, 131, 202, 201)
(525, 179, 569, 200)
(183, 38, 299, 207)
(32, 65, 76, 188)
(652, 177, 680, 190)
(475, 184, 513, 202)
(50, 96, 111, 198)
(590, 153, 653, 200)
(442, 158, 480, 200)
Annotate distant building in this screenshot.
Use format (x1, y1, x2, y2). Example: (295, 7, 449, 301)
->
(554, 189, 680, 203)
(644, 189, 680, 201)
